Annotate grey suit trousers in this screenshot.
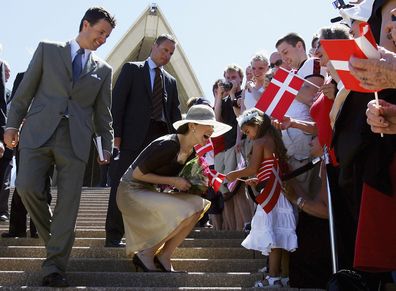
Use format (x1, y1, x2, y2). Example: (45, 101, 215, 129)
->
(17, 119, 86, 275)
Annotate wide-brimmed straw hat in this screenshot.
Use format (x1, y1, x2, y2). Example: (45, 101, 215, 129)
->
(173, 104, 232, 138)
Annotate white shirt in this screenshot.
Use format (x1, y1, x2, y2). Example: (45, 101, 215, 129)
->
(70, 39, 91, 70)
(147, 57, 163, 90)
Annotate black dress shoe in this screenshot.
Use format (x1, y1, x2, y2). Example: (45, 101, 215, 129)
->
(154, 256, 187, 273)
(31, 233, 39, 238)
(42, 272, 69, 287)
(104, 240, 126, 248)
(1, 232, 27, 238)
(132, 254, 160, 272)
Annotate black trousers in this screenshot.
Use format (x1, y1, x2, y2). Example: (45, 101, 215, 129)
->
(105, 120, 168, 242)
(0, 156, 12, 216)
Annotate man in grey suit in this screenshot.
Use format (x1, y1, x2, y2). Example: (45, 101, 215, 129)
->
(3, 7, 116, 287)
(105, 34, 181, 247)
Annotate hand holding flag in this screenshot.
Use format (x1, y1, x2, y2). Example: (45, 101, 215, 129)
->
(320, 22, 380, 93)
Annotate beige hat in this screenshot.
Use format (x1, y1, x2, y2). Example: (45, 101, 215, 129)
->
(173, 104, 232, 138)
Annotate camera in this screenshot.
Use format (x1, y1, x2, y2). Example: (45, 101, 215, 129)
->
(332, 0, 353, 9)
(221, 81, 233, 91)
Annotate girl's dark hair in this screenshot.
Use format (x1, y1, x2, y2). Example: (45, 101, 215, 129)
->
(176, 123, 189, 134)
(240, 109, 288, 166)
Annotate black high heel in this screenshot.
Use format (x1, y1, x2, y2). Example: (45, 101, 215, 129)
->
(154, 256, 187, 273)
(132, 254, 160, 272)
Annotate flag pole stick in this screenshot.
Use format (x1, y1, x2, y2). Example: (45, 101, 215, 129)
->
(302, 78, 320, 89)
(374, 91, 384, 138)
(324, 146, 338, 274)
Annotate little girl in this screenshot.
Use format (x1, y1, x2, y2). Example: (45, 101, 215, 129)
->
(226, 108, 297, 288)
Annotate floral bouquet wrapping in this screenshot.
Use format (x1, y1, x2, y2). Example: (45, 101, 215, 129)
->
(178, 156, 209, 195)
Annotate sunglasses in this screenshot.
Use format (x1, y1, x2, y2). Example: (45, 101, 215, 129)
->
(270, 59, 282, 69)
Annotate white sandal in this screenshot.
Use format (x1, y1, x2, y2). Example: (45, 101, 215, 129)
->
(254, 275, 282, 288)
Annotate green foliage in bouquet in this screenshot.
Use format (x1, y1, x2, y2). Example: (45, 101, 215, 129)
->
(178, 156, 209, 195)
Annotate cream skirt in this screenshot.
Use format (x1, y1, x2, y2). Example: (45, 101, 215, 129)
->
(116, 181, 211, 257)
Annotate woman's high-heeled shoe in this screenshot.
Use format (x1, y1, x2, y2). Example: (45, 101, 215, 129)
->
(154, 256, 187, 273)
(132, 254, 160, 272)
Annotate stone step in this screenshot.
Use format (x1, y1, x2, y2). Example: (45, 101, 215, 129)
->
(0, 247, 257, 259)
(0, 288, 314, 291)
(0, 258, 266, 273)
(0, 271, 263, 288)
(70, 229, 245, 239)
(0, 228, 246, 239)
(0, 237, 245, 248)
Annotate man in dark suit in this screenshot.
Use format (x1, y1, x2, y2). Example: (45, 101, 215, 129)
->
(105, 34, 181, 247)
(0, 60, 12, 222)
(3, 7, 116, 287)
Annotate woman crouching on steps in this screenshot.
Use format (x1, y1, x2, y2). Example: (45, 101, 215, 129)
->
(117, 105, 231, 272)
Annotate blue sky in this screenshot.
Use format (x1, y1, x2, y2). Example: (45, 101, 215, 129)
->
(1, 0, 338, 103)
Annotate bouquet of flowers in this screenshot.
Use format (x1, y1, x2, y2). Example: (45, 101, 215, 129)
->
(178, 156, 209, 195)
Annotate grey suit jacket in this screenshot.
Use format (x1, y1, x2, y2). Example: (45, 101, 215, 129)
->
(6, 41, 113, 162)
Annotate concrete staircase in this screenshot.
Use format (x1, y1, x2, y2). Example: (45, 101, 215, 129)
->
(0, 188, 324, 290)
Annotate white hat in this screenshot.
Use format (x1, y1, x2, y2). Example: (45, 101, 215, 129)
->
(173, 104, 232, 138)
(339, 0, 375, 26)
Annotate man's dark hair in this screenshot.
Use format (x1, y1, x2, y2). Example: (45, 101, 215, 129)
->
(275, 33, 306, 51)
(154, 34, 177, 46)
(79, 7, 116, 32)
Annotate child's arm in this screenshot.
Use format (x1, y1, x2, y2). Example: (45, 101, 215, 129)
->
(226, 141, 263, 182)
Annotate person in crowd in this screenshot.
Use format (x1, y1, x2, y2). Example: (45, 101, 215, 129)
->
(210, 80, 228, 230)
(245, 65, 253, 82)
(116, 104, 231, 272)
(274, 24, 355, 288)
(241, 53, 269, 111)
(275, 33, 326, 199)
(226, 108, 297, 288)
(331, 0, 396, 287)
(309, 35, 319, 57)
(213, 64, 244, 230)
(366, 99, 396, 134)
(3, 7, 115, 287)
(269, 52, 282, 73)
(105, 34, 181, 248)
(0, 60, 12, 223)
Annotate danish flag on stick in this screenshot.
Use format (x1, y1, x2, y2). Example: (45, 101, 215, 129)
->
(255, 159, 282, 214)
(320, 22, 380, 93)
(194, 140, 214, 165)
(207, 169, 226, 192)
(196, 156, 225, 192)
(255, 67, 305, 120)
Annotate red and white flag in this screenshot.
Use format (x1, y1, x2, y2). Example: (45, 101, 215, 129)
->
(207, 169, 226, 193)
(194, 140, 214, 157)
(194, 139, 214, 166)
(255, 159, 282, 214)
(320, 22, 380, 93)
(255, 67, 305, 120)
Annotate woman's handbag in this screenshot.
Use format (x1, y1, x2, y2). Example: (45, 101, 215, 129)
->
(327, 269, 369, 291)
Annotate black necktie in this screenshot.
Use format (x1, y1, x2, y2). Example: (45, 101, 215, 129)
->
(151, 67, 163, 120)
(72, 48, 84, 83)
